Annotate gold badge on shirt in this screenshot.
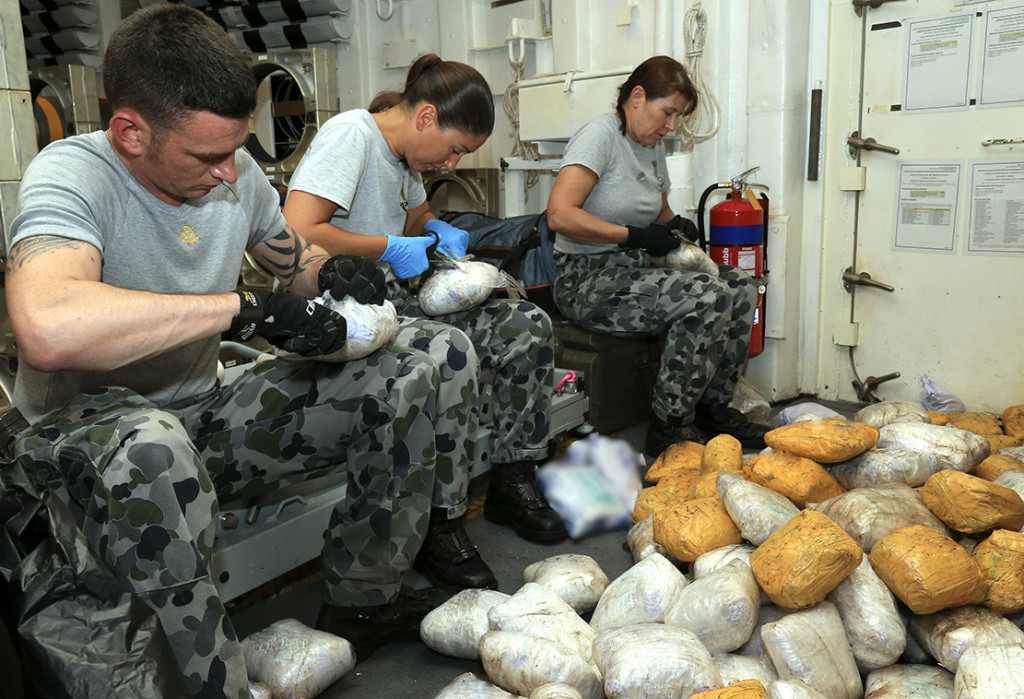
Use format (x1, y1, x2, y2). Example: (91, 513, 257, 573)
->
(180, 224, 199, 246)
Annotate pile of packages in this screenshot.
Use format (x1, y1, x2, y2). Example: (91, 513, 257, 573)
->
(427, 400, 1024, 698)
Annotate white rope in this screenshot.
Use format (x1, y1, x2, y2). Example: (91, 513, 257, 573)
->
(678, 1, 720, 148)
(503, 53, 541, 196)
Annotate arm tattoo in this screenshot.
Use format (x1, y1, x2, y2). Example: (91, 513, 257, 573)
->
(6, 236, 87, 271)
(262, 225, 326, 290)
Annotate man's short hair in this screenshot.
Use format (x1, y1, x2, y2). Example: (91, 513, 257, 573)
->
(102, 4, 257, 134)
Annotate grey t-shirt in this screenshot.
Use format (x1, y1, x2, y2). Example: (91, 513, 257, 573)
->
(287, 109, 425, 257)
(10, 129, 285, 421)
(554, 112, 671, 255)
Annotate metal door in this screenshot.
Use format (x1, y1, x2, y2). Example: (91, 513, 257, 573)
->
(830, 0, 1024, 411)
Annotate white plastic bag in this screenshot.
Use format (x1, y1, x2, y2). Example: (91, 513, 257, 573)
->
(907, 605, 1024, 672)
(863, 664, 953, 699)
(920, 375, 966, 413)
(589, 553, 688, 632)
(523, 554, 609, 615)
(420, 588, 511, 660)
(487, 583, 596, 661)
(853, 401, 931, 429)
(776, 402, 844, 426)
(729, 376, 773, 425)
(717, 472, 800, 546)
(664, 559, 761, 654)
(649, 240, 720, 276)
(418, 260, 501, 316)
(625, 515, 669, 563)
(479, 630, 603, 699)
(433, 672, 518, 698)
(306, 292, 399, 361)
(952, 642, 1024, 698)
(827, 557, 906, 672)
(241, 618, 355, 699)
(714, 652, 779, 687)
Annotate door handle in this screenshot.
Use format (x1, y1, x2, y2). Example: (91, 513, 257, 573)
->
(852, 0, 907, 17)
(847, 131, 900, 158)
(843, 267, 894, 292)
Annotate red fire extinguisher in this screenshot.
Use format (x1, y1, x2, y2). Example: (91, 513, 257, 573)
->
(696, 166, 769, 356)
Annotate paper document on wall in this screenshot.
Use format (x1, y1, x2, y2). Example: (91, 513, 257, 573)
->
(968, 160, 1024, 254)
(904, 13, 973, 111)
(894, 163, 961, 252)
(980, 5, 1024, 106)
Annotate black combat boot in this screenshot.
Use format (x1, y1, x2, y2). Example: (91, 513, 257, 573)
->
(693, 404, 769, 450)
(413, 511, 498, 590)
(483, 461, 568, 542)
(644, 414, 707, 458)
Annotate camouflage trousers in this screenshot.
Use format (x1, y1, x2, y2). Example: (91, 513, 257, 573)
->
(390, 287, 555, 519)
(12, 348, 438, 699)
(553, 249, 755, 423)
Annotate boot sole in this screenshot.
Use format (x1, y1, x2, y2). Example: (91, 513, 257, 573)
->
(483, 504, 568, 543)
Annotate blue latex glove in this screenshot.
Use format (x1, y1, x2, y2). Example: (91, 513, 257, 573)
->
(423, 219, 470, 259)
(376, 235, 434, 279)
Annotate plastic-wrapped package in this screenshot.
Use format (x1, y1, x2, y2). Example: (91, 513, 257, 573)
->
(241, 618, 355, 699)
(767, 679, 829, 699)
(994, 469, 1024, 502)
(919, 376, 966, 413)
(729, 376, 772, 425)
(664, 560, 761, 654)
(808, 483, 951, 552)
(907, 605, 1024, 672)
(998, 445, 1024, 465)
(863, 663, 954, 698)
(1005, 405, 1024, 440)
(952, 642, 1024, 698)
(626, 515, 670, 563)
(971, 528, 1024, 614)
(307, 293, 399, 361)
(717, 472, 800, 545)
(523, 554, 610, 616)
(538, 435, 643, 538)
(645, 440, 704, 484)
(589, 552, 688, 631)
(921, 470, 1024, 533)
(975, 454, 1024, 481)
(826, 557, 906, 672)
(487, 583, 596, 661)
(829, 447, 940, 489)
(596, 623, 723, 698)
(650, 240, 720, 276)
(479, 630, 603, 699)
(654, 497, 743, 562)
(775, 402, 844, 426)
(530, 682, 585, 699)
(420, 588, 511, 660)
(760, 602, 862, 699)
(433, 672, 518, 698)
(693, 543, 756, 579)
(764, 418, 879, 463)
(853, 401, 932, 429)
(714, 652, 779, 687)
(736, 605, 790, 656)
(418, 260, 500, 315)
(750, 510, 863, 610)
(877, 422, 991, 473)
(701, 434, 744, 475)
(743, 449, 846, 508)
(249, 682, 272, 699)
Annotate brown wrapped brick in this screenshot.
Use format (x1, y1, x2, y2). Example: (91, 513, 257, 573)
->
(947, 412, 1003, 436)
(653, 497, 742, 562)
(1004, 405, 1024, 440)
(633, 485, 693, 522)
(749, 509, 863, 609)
(645, 440, 704, 484)
(972, 529, 1024, 614)
(869, 525, 987, 614)
(691, 471, 724, 500)
(743, 448, 846, 507)
(764, 417, 879, 463)
(657, 471, 700, 496)
(921, 470, 1024, 533)
(926, 410, 951, 426)
(987, 434, 1023, 452)
(701, 434, 744, 475)
(690, 680, 766, 698)
(974, 454, 1024, 481)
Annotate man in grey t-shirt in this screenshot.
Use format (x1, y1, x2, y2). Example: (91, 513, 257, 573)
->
(4, 6, 444, 697)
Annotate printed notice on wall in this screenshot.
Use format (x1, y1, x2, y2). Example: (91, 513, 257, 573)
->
(968, 160, 1024, 254)
(980, 5, 1024, 106)
(904, 13, 973, 111)
(894, 164, 961, 252)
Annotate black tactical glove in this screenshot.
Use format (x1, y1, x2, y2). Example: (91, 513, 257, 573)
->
(663, 214, 700, 243)
(624, 222, 682, 257)
(318, 254, 387, 305)
(231, 290, 347, 356)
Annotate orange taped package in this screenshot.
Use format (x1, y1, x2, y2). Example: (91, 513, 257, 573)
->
(926, 410, 951, 426)
(973, 453, 1024, 482)
(749, 509, 863, 609)
(972, 528, 1024, 614)
(653, 497, 742, 562)
(701, 434, 744, 476)
(946, 412, 1003, 436)
(920, 469, 1024, 534)
(1003, 404, 1024, 440)
(764, 417, 879, 463)
(645, 441, 704, 484)
(633, 484, 693, 523)
(987, 434, 1022, 451)
(869, 524, 987, 614)
(743, 449, 845, 508)
(690, 679, 766, 699)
